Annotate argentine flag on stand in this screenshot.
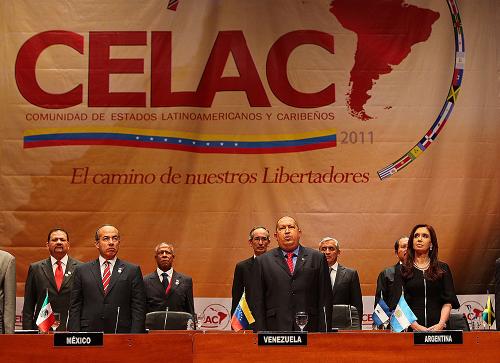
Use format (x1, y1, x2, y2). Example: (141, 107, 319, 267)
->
(230, 291, 255, 331)
(390, 295, 417, 332)
(373, 298, 391, 327)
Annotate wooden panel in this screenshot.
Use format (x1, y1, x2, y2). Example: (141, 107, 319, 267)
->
(0, 332, 193, 363)
(193, 331, 500, 362)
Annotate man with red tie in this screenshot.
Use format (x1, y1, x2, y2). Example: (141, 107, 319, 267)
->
(68, 225, 147, 333)
(253, 216, 333, 332)
(143, 243, 194, 316)
(23, 228, 82, 331)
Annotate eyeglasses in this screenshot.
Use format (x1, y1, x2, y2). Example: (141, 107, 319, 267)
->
(252, 237, 269, 242)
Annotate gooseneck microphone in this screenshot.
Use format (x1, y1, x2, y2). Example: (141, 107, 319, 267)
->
(323, 306, 328, 333)
(114, 306, 121, 334)
(163, 307, 169, 330)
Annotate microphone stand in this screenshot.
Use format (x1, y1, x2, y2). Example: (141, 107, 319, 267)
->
(114, 307, 120, 334)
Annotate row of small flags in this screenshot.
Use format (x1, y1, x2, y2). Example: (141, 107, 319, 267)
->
(373, 295, 417, 332)
(374, 293, 496, 332)
(34, 289, 496, 333)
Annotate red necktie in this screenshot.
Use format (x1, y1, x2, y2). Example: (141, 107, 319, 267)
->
(286, 252, 294, 274)
(55, 261, 63, 291)
(102, 261, 111, 294)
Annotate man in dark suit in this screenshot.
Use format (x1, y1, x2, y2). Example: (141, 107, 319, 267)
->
(231, 226, 270, 330)
(496, 258, 499, 331)
(23, 228, 82, 331)
(374, 236, 408, 307)
(319, 237, 363, 328)
(253, 216, 333, 332)
(68, 225, 147, 333)
(143, 242, 194, 316)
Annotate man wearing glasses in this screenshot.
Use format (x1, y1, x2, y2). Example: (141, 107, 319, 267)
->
(231, 226, 271, 330)
(68, 225, 147, 333)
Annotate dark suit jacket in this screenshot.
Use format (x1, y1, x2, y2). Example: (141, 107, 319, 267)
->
(374, 263, 398, 307)
(496, 258, 500, 331)
(143, 270, 194, 316)
(231, 257, 256, 330)
(67, 258, 147, 333)
(22, 256, 82, 331)
(253, 246, 333, 332)
(332, 264, 363, 328)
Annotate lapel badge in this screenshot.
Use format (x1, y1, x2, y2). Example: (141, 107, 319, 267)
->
(118, 267, 123, 274)
(65, 271, 71, 276)
(175, 279, 179, 285)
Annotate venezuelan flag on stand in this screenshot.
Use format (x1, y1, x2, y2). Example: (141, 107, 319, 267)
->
(482, 292, 495, 328)
(231, 291, 255, 331)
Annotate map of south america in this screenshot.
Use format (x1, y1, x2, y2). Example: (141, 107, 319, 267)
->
(330, 0, 440, 120)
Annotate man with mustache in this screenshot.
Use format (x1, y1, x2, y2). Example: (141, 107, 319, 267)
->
(23, 228, 81, 331)
(68, 225, 146, 333)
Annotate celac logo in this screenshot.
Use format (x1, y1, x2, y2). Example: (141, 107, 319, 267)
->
(459, 301, 484, 330)
(200, 304, 229, 330)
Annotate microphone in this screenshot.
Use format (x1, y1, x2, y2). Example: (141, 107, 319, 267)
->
(323, 306, 328, 333)
(114, 306, 120, 334)
(163, 307, 169, 330)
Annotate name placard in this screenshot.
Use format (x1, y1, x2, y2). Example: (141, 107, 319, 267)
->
(54, 332, 104, 347)
(413, 330, 463, 345)
(258, 332, 307, 346)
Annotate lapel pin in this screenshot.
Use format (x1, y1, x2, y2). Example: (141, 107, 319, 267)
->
(301, 257, 305, 261)
(118, 267, 123, 274)
(175, 279, 179, 285)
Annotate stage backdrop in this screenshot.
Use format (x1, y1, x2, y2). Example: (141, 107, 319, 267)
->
(1, 0, 498, 314)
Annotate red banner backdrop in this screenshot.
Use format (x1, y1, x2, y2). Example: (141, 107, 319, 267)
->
(1, 0, 498, 302)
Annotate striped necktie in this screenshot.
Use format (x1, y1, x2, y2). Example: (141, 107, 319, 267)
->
(286, 252, 294, 274)
(102, 260, 111, 294)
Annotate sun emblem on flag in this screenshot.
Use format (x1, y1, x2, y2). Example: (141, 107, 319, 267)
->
(395, 310, 402, 318)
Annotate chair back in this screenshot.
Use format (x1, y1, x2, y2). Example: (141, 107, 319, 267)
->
(145, 311, 193, 330)
(446, 313, 470, 331)
(331, 304, 361, 330)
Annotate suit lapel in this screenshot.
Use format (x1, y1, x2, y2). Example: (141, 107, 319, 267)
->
(293, 246, 307, 275)
(106, 259, 124, 294)
(41, 258, 57, 290)
(90, 259, 105, 295)
(332, 264, 345, 299)
(272, 248, 292, 276)
(151, 272, 166, 295)
(166, 271, 179, 297)
(59, 257, 77, 291)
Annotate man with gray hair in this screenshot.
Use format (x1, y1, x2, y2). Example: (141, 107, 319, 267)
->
(231, 226, 271, 330)
(319, 237, 363, 327)
(143, 242, 194, 316)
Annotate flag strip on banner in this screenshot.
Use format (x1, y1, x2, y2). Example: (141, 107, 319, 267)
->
(378, 0, 465, 180)
(24, 127, 337, 154)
